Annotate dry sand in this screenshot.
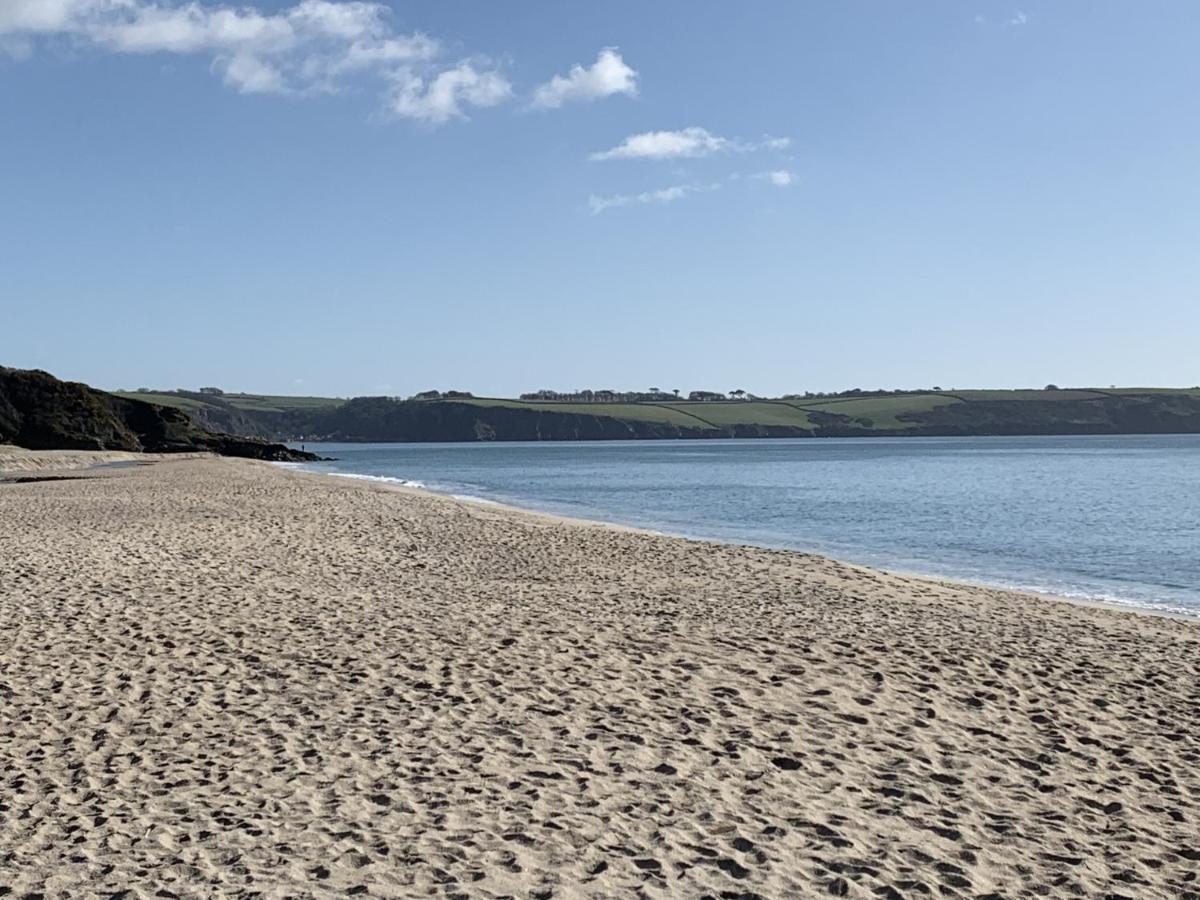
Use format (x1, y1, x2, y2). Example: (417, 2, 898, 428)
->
(0, 456, 1197, 899)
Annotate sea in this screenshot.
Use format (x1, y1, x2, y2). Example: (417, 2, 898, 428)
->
(289, 435, 1200, 618)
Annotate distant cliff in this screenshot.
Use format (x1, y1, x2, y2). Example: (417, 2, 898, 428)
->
(108, 386, 1200, 443)
(0, 368, 322, 461)
(295, 396, 723, 442)
(204, 393, 1200, 442)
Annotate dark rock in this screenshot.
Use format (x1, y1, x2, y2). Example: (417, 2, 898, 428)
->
(0, 367, 323, 462)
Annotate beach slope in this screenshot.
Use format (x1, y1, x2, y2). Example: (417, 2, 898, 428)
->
(0, 458, 1196, 898)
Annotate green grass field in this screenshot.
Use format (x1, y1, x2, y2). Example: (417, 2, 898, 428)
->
(220, 394, 344, 413)
(111, 391, 213, 411)
(452, 397, 722, 428)
(787, 394, 961, 428)
(660, 401, 815, 428)
(113, 391, 344, 414)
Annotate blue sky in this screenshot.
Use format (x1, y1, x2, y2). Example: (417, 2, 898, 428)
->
(2, 1, 1198, 397)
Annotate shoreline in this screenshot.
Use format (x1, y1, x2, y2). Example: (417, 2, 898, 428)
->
(6, 446, 1192, 621)
(285, 461, 1199, 623)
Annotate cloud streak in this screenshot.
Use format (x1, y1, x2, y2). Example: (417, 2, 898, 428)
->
(591, 127, 790, 161)
(591, 127, 728, 161)
(588, 182, 718, 215)
(531, 47, 636, 109)
(973, 11, 1031, 27)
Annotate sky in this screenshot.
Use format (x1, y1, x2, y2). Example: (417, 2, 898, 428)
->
(2, 0, 1198, 398)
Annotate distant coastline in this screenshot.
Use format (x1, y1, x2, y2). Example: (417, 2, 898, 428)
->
(111, 385, 1200, 443)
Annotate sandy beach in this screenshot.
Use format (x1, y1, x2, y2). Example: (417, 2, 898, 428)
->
(1, 456, 1197, 899)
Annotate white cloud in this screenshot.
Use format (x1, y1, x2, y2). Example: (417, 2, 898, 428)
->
(288, 0, 385, 41)
(0, 0, 99, 34)
(93, 4, 293, 55)
(389, 60, 511, 123)
(591, 127, 791, 161)
(1011, 10, 1029, 25)
(531, 47, 637, 109)
(591, 127, 729, 161)
(221, 51, 287, 94)
(326, 35, 438, 74)
(588, 182, 718, 215)
(0, 0, 506, 123)
(755, 169, 794, 187)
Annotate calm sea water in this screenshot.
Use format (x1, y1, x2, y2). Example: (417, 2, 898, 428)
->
(293, 436, 1200, 618)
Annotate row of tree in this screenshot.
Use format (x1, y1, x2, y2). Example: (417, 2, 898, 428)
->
(410, 390, 475, 400)
(136, 384, 1073, 404)
(518, 388, 760, 402)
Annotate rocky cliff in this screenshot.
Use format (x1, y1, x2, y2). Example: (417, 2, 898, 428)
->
(0, 368, 322, 461)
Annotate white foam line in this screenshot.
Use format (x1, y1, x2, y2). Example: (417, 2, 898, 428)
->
(325, 471, 426, 489)
(451, 494, 502, 505)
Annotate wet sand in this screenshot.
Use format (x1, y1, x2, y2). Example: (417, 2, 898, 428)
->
(1, 456, 1197, 898)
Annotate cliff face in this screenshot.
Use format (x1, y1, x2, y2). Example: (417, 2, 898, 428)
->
(0, 368, 322, 461)
(295, 397, 725, 442)
(165, 403, 281, 440)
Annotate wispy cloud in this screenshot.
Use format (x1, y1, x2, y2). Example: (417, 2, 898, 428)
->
(974, 10, 1031, 27)
(531, 47, 637, 110)
(754, 169, 794, 187)
(590, 127, 790, 161)
(0, 0, 513, 121)
(588, 182, 718, 215)
(592, 127, 728, 161)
